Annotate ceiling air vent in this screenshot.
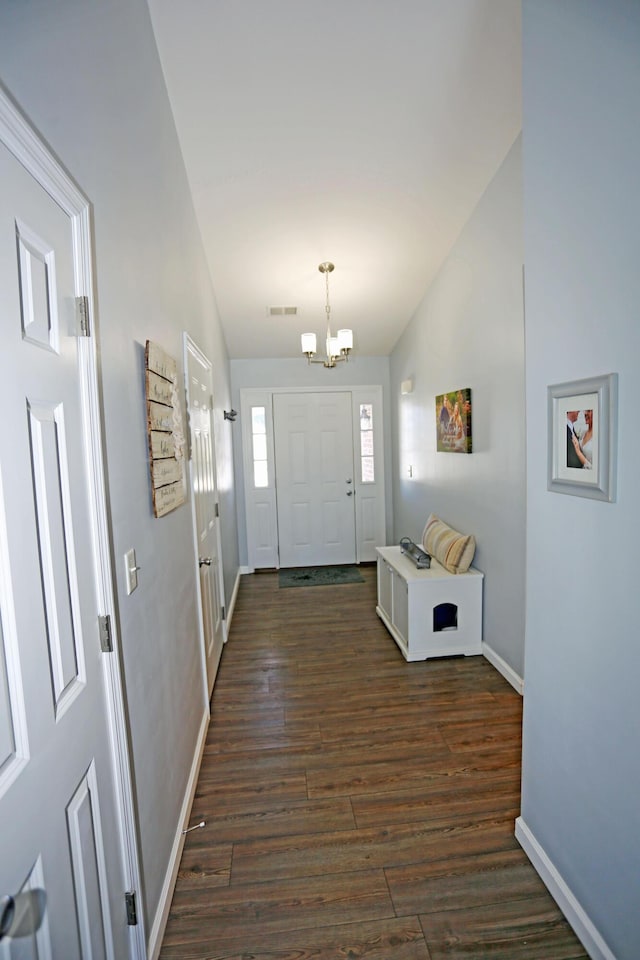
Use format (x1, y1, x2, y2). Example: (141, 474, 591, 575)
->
(268, 306, 298, 316)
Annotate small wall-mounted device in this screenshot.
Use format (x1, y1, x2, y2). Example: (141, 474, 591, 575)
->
(223, 409, 237, 421)
(124, 547, 140, 594)
(401, 378, 414, 395)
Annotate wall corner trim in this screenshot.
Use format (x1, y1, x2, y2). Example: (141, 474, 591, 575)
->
(481, 643, 524, 694)
(515, 817, 616, 960)
(148, 708, 209, 960)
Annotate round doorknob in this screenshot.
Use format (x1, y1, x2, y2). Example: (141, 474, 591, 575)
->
(199, 557, 212, 566)
(0, 895, 15, 941)
(346, 490, 353, 496)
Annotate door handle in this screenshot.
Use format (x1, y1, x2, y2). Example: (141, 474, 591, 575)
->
(0, 895, 15, 941)
(199, 557, 212, 566)
(346, 490, 353, 497)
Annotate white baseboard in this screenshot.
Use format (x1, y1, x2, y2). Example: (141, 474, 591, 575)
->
(482, 642, 524, 694)
(239, 565, 253, 575)
(148, 708, 209, 960)
(515, 817, 615, 960)
(225, 568, 242, 632)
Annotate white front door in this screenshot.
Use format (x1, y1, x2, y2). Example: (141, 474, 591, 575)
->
(185, 338, 225, 698)
(274, 392, 356, 567)
(0, 137, 132, 952)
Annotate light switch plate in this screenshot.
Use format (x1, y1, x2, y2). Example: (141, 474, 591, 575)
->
(124, 548, 138, 595)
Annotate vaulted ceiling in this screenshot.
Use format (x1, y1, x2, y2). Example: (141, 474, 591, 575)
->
(148, 0, 521, 360)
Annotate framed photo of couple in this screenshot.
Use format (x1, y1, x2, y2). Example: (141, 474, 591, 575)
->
(547, 373, 617, 501)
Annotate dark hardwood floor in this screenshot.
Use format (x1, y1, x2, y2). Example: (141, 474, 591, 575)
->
(160, 565, 588, 959)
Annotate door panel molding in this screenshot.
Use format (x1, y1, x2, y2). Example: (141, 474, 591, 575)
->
(27, 400, 84, 717)
(66, 762, 112, 960)
(0, 469, 29, 798)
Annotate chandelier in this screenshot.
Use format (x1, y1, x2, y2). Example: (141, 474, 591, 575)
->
(301, 262, 353, 367)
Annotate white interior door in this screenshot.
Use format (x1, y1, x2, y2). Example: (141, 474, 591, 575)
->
(0, 136, 131, 954)
(185, 338, 225, 698)
(274, 392, 356, 567)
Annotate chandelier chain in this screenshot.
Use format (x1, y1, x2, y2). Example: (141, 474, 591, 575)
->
(325, 270, 332, 336)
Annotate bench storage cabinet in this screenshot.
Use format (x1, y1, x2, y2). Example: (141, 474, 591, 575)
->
(376, 545, 483, 661)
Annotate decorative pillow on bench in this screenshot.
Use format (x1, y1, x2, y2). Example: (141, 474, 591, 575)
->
(422, 513, 476, 574)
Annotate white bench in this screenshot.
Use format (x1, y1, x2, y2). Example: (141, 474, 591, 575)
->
(376, 545, 483, 662)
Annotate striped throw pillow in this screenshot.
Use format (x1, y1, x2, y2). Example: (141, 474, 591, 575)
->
(422, 514, 476, 574)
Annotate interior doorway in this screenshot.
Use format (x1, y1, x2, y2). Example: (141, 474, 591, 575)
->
(0, 88, 143, 958)
(184, 335, 226, 699)
(241, 385, 386, 570)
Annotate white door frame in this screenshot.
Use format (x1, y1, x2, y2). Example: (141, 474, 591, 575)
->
(241, 385, 386, 570)
(183, 333, 226, 705)
(0, 87, 145, 957)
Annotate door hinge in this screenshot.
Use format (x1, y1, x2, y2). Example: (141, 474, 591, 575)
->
(221, 606, 226, 621)
(214, 502, 220, 518)
(124, 891, 138, 926)
(98, 614, 113, 653)
(75, 296, 90, 336)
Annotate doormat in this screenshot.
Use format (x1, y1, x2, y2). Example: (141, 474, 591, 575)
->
(279, 565, 365, 588)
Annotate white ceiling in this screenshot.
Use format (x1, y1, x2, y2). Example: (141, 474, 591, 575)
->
(148, 0, 521, 360)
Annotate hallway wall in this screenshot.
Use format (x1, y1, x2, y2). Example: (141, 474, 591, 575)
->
(0, 0, 239, 943)
(389, 138, 525, 682)
(520, 3, 640, 957)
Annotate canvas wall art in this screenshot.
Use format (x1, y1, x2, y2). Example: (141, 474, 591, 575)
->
(436, 388, 472, 453)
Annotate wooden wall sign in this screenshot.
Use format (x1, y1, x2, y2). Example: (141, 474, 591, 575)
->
(145, 340, 186, 517)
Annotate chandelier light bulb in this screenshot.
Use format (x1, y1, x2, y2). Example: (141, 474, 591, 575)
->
(301, 332, 317, 355)
(327, 336, 339, 358)
(337, 329, 353, 351)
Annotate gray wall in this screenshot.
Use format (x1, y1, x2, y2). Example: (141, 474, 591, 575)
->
(521, 3, 640, 957)
(390, 138, 526, 679)
(0, 0, 239, 938)
(230, 356, 392, 567)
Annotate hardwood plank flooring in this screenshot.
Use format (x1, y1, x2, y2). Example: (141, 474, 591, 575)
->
(160, 566, 588, 959)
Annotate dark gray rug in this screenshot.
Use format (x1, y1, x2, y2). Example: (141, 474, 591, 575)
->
(279, 565, 365, 588)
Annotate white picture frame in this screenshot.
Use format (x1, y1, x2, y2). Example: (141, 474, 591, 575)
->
(547, 373, 617, 501)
